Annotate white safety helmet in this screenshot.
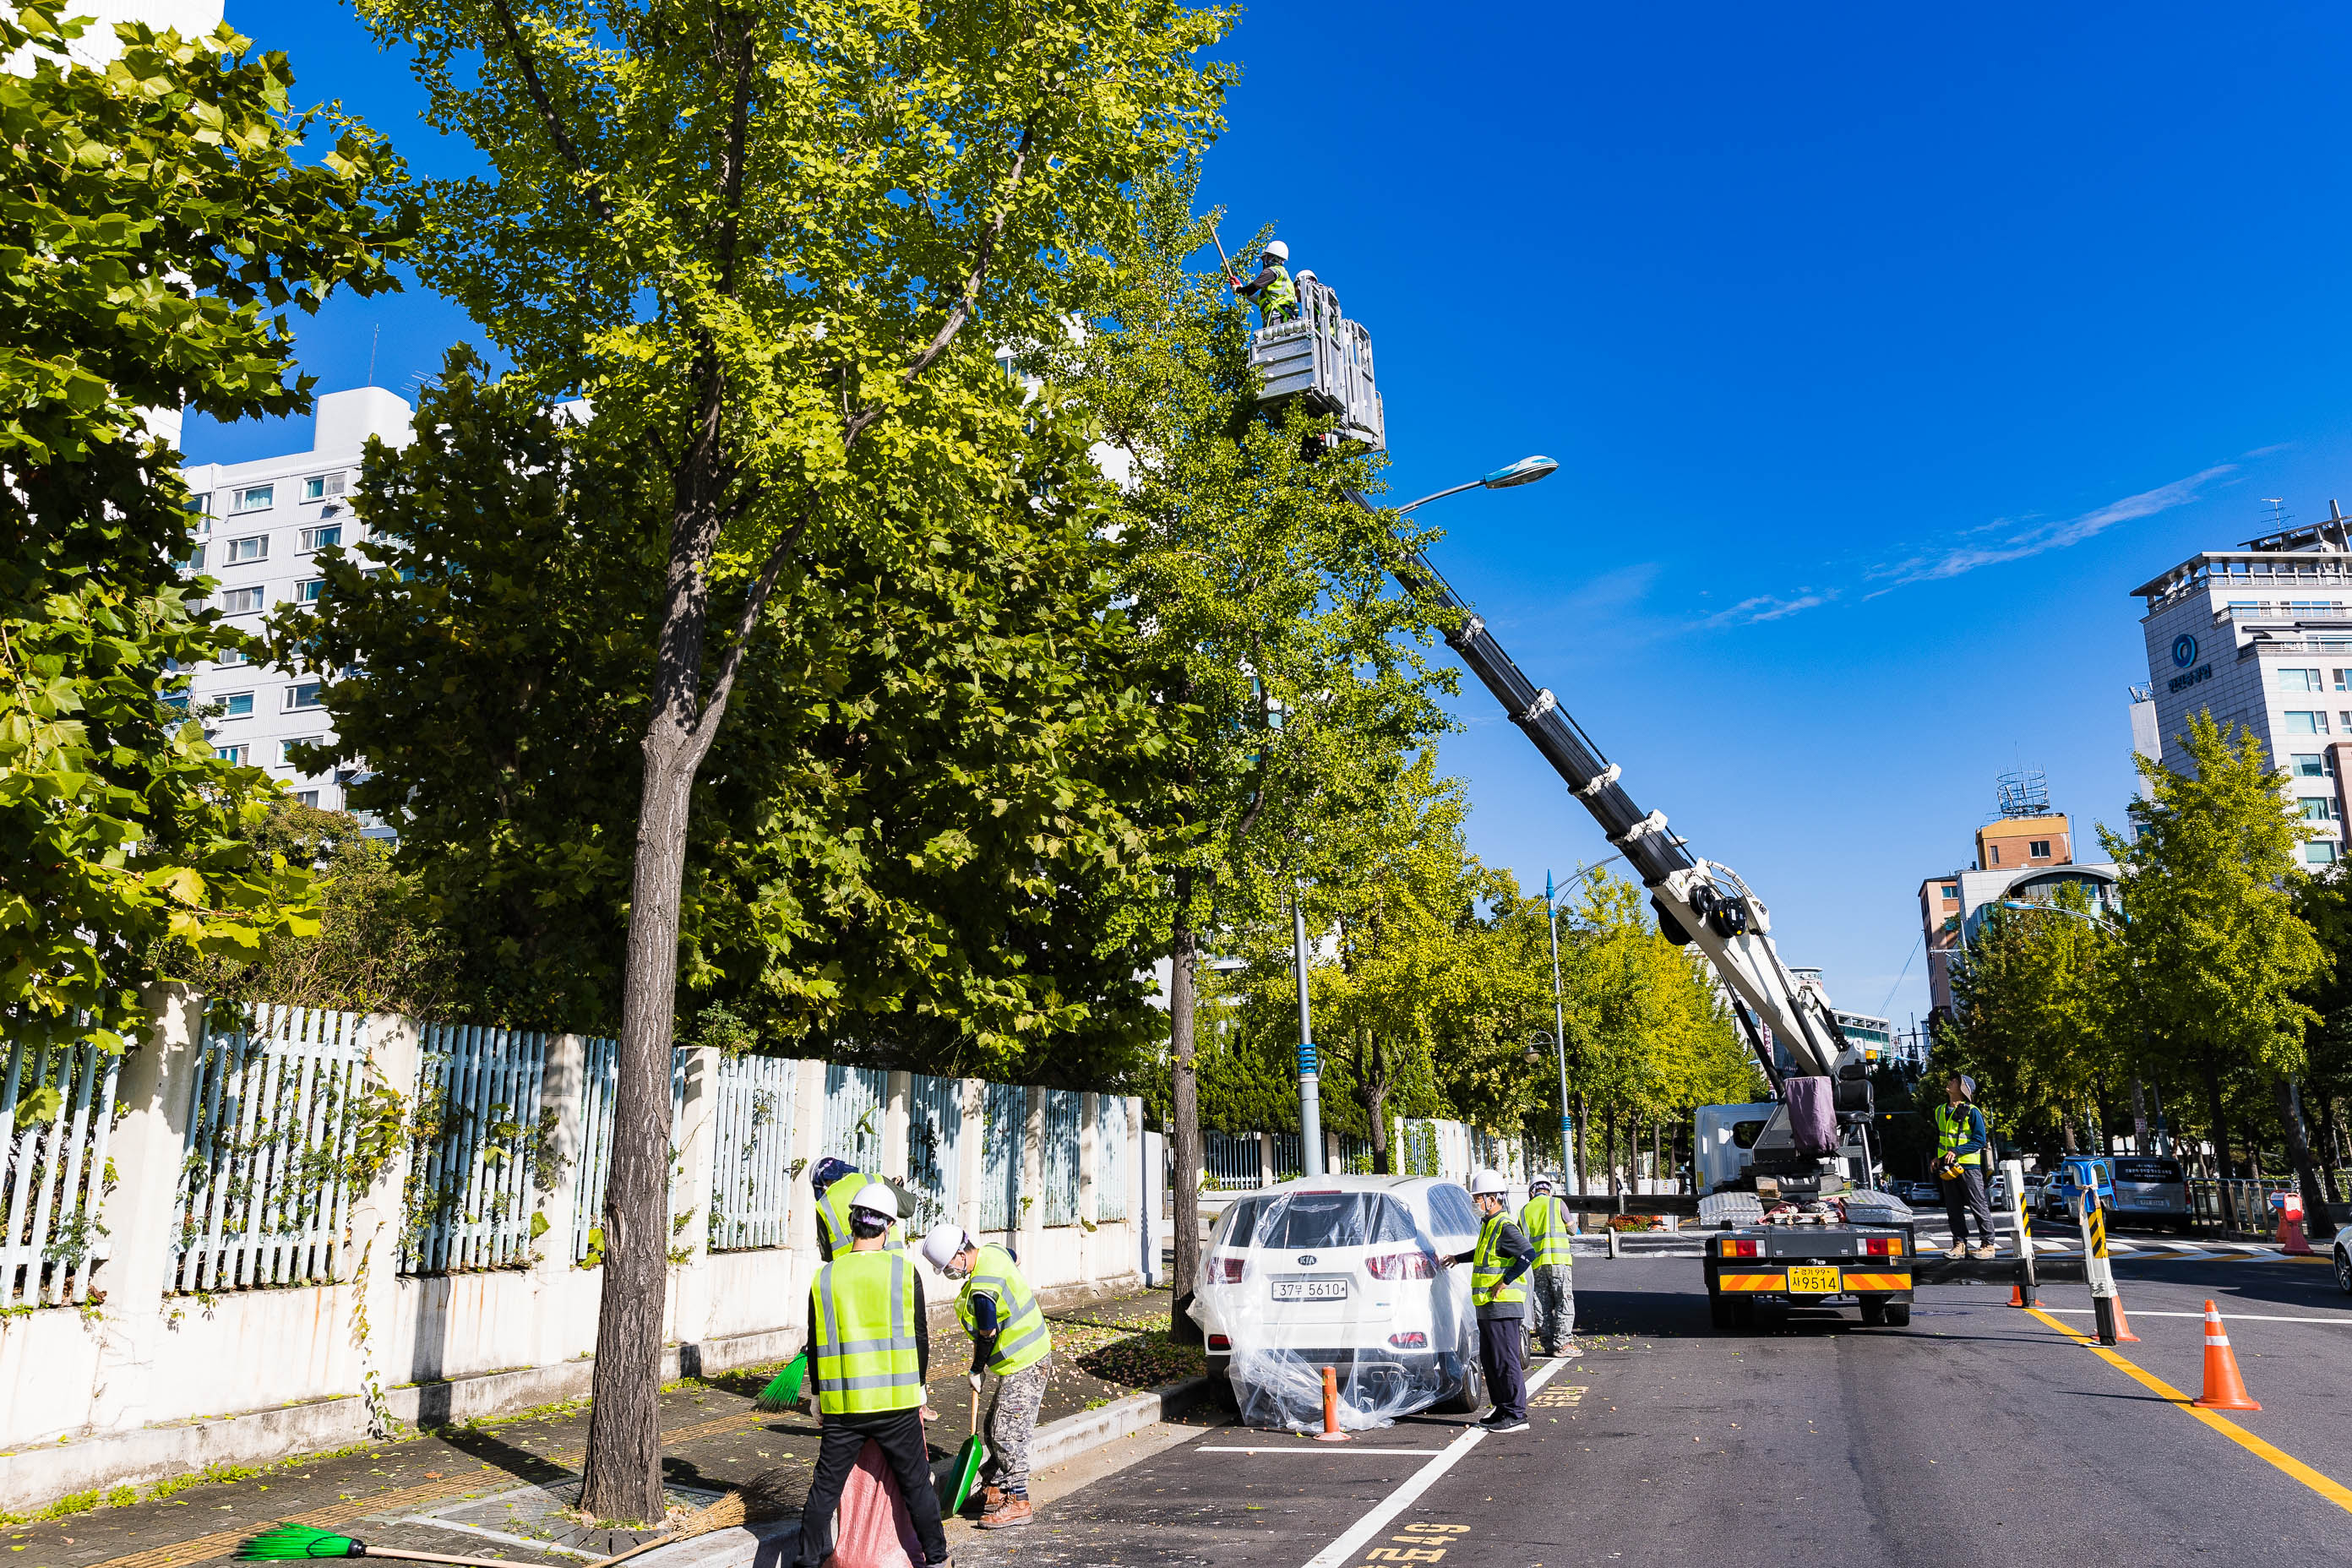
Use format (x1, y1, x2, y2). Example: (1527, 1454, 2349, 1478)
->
(848, 1183, 900, 1222)
(1294, 268, 1317, 284)
(1469, 1168, 1511, 1198)
(1262, 239, 1289, 263)
(1529, 1176, 1554, 1195)
(920, 1222, 969, 1271)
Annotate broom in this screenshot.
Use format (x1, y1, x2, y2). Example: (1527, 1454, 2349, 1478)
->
(752, 1352, 807, 1413)
(234, 1524, 517, 1566)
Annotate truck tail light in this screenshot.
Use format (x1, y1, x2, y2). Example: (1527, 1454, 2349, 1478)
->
(1366, 1251, 1436, 1280)
(1213, 1256, 1244, 1282)
(1865, 1237, 1903, 1256)
(1388, 1331, 1428, 1348)
(1207, 1333, 1231, 1351)
(1718, 1238, 1759, 1258)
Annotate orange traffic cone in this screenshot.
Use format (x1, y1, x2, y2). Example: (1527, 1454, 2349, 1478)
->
(2192, 1300, 2260, 1411)
(2009, 1283, 2026, 1308)
(2108, 1291, 2139, 1344)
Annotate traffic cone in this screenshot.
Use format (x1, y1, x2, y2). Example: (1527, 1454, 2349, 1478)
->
(2009, 1283, 2026, 1308)
(2107, 1289, 2139, 1344)
(2192, 1300, 2260, 1412)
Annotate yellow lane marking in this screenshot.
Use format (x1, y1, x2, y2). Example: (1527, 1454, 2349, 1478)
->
(2025, 1306, 2352, 1517)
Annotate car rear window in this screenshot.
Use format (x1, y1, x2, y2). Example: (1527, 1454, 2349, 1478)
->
(2113, 1157, 2183, 1184)
(1428, 1183, 1480, 1241)
(1227, 1191, 1422, 1250)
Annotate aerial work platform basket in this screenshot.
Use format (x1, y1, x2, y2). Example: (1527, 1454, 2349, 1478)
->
(1249, 275, 1386, 451)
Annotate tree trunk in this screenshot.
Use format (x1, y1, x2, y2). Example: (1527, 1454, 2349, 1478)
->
(1168, 870, 1203, 1343)
(1604, 1108, 1619, 1197)
(2130, 1075, 2149, 1155)
(1366, 1048, 1391, 1176)
(2199, 1050, 2236, 1229)
(2276, 1075, 2331, 1232)
(2317, 1092, 2346, 1205)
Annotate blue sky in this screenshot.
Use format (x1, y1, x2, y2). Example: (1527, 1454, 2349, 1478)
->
(201, 3, 2352, 1032)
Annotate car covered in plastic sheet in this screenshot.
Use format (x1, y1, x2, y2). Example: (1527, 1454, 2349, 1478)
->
(1188, 1175, 1488, 1431)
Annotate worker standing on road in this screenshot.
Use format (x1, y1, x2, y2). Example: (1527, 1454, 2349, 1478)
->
(1231, 239, 1298, 324)
(922, 1222, 1052, 1531)
(1934, 1074, 2001, 1260)
(796, 1185, 952, 1568)
(1519, 1177, 1580, 1359)
(1445, 1169, 1533, 1433)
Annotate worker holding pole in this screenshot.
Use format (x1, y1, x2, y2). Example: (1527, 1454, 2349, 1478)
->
(1229, 239, 1298, 324)
(923, 1222, 1053, 1530)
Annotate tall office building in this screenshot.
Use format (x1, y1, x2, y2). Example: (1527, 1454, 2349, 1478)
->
(176, 388, 414, 818)
(2132, 512, 2352, 868)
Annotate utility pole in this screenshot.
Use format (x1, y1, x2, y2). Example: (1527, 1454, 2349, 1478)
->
(1547, 869, 1576, 1195)
(1293, 891, 1324, 1176)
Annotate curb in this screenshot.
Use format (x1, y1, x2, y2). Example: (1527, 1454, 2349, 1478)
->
(632, 1375, 1215, 1568)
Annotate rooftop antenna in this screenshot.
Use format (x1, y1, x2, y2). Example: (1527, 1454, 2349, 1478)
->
(2265, 498, 2288, 533)
(367, 324, 380, 388)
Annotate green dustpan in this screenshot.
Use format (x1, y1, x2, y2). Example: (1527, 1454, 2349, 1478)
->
(942, 1387, 988, 1513)
(754, 1352, 807, 1412)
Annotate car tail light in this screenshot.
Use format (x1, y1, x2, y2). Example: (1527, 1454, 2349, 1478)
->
(1865, 1237, 1903, 1256)
(1388, 1331, 1428, 1348)
(1207, 1333, 1230, 1352)
(1365, 1251, 1436, 1280)
(1719, 1238, 1759, 1258)
(1213, 1255, 1244, 1282)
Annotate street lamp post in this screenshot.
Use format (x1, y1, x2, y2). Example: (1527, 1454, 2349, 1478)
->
(1546, 869, 1573, 1194)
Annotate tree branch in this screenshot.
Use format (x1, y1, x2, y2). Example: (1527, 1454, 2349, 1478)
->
(485, 0, 613, 224)
(679, 509, 812, 773)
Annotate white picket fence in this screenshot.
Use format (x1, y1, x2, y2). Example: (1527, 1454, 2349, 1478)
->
(402, 1023, 549, 1275)
(2, 1034, 122, 1309)
(709, 1052, 799, 1251)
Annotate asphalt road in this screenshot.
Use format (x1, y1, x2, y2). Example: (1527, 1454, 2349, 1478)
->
(963, 1250, 2352, 1568)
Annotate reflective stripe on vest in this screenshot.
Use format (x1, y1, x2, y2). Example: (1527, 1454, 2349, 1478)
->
(1257, 264, 1296, 321)
(955, 1243, 1051, 1376)
(1934, 1103, 1983, 1167)
(812, 1250, 923, 1415)
(1520, 1195, 1574, 1266)
(1472, 1211, 1526, 1309)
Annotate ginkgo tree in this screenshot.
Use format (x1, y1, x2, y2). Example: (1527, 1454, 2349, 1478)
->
(0, 11, 401, 1072)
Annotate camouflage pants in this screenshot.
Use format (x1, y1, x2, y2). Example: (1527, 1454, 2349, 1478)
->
(980, 1356, 1049, 1498)
(1530, 1264, 1576, 1352)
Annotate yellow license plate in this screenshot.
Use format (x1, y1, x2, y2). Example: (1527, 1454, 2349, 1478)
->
(1787, 1266, 1842, 1295)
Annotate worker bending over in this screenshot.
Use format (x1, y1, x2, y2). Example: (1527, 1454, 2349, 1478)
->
(794, 1185, 951, 1568)
(1519, 1176, 1580, 1358)
(923, 1222, 1053, 1530)
(1231, 239, 1298, 324)
(1933, 1074, 2001, 1260)
(1445, 1169, 1533, 1433)
(810, 1156, 900, 1262)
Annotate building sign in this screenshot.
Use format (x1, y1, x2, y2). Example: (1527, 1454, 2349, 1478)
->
(2169, 662, 2213, 694)
(2172, 634, 2198, 668)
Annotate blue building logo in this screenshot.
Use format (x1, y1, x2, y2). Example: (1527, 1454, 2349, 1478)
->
(2172, 634, 2198, 669)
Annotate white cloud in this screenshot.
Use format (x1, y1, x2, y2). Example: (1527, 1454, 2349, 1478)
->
(1867, 464, 2237, 588)
(1697, 589, 1838, 629)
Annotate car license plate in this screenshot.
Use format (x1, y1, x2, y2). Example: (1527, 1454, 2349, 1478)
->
(1786, 1266, 1841, 1295)
(1272, 1278, 1349, 1302)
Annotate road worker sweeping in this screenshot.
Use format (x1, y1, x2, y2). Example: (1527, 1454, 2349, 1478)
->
(1443, 1168, 1533, 1432)
(1520, 1176, 1580, 1358)
(923, 1221, 1053, 1529)
(794, 1184, 951, 1568)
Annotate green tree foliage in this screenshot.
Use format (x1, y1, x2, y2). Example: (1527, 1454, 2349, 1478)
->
(1940, 884, 2123, 1158)
(2108, 711, 2327, 1202)
(349, 0, 1232, 1512)
(275, 351, 1168, 1079)
(0, 10, 401, 1053)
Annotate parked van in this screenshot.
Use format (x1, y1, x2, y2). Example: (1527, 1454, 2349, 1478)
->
(2110, 1154, 2193, 1232)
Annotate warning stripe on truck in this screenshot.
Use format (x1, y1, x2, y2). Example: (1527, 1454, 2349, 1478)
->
(1842, 1272, 1912, 1291)
(1718, 1273, 1787, 1291)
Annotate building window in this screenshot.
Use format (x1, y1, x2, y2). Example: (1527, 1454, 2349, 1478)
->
(2309, 841, 2339, 866)
(215, 743, 249, 765)
(301, 472, 346, 502)
(2302, 798, 2341, 821)
(284, 682, 324, 711)
(2286, 710, 2328, 734)
(296, 579, 325, 604)
(282, 736, 324, 765)
(1941, 885, 1957, 900)
(2295, 753, 2336, 778)
(2028, 839, 2051, 858)
(215, 692, 253, 718)
(224, 534, 269, 564)
(2334, 670, 2352, 691)
(300, 524, 342, 551)
(231, 485, 274, 513)
(215, 645, 246, 667)
(219, 585, 265, 614)
(295, 789, 320, 808)
(2280, 668, 2324, 693)
(177, 542, 206, 572)
(1989, 845, 2001, 865)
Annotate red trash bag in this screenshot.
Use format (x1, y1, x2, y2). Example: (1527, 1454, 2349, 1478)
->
(822, 1439, 923, 1568)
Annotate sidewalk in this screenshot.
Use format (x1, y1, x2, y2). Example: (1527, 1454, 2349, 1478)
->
(2, 1287, 1200, 1568)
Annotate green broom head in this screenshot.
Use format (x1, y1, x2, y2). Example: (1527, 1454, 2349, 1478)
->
(237, 1524, 366, 1560)
(754, 1352, 807, 1412)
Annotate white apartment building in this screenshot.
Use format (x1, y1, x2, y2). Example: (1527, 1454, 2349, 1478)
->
(2132, 513, 2352, 868)
(177, 387, 414, 819)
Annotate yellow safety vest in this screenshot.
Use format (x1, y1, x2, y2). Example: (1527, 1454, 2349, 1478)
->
(1255, 264, 1296, 324)
(1471, 1211, 1526, 1309)
(955, 1244, 1051, 1377)
(1934, 1103, 1984, 1168)
(1520, 1195, 1574, 1266)
(816, 1173, 900, 1258)
(811, 1250, 923, 1416)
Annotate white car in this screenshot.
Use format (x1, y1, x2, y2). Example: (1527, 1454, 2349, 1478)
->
(1188, 1175, 1489, 1429)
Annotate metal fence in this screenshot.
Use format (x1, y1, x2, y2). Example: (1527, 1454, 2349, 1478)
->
(3, 1033, 122, 1309)
(819, 1064, 888, 1172)
(1096, 1095, 1129, 1222)
(1042, 1089, 1081, 1227)
(979, 1081, 1024, 1231)
(2190, 1177, 2296, 1234)
(1203, 1130, 1263, 1191)
(904, 1072, 963, 1238)
(1268, 1132, 1304, 1183)
(569, 1039, 690, 1265)
(1335, 1134, 1375, 1175)
(1393, 1119, 1442, 1178)
(172, 1005, 368, 1294)
(402, 1023, 549, 1275)
(710, 1053, 798, 1251)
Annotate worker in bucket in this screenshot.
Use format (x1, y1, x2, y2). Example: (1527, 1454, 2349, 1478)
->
(797, 1184, 951, 1568)
(1443, 1169, 1533, 1433)
(1933, 1073, 2001, 1260)
(810, 1155, 899, 1262)
(1519, 1175, 1580, 1358)
(1231, 239, 1298, 324)
(923, 1222, 1053, 1530)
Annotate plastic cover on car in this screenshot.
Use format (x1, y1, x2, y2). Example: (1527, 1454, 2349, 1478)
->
(1201, 1189, 1472, 1432)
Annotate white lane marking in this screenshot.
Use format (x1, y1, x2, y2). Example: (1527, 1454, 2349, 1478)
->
(1295, 1355, 1569, 1568)
(1199, 1446, 1441, 1455)
(2035, 1307, 2352, 1325)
